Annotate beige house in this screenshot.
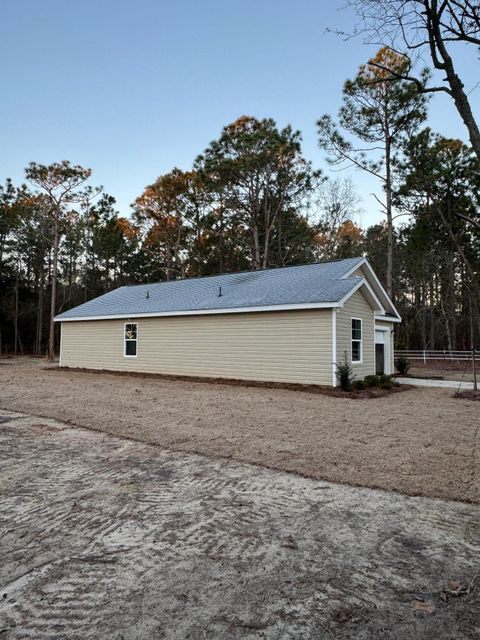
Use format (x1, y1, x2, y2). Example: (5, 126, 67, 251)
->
(55, 257, 400, 387)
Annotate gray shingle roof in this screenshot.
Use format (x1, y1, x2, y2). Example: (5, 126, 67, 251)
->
(55, 257, 366, 321)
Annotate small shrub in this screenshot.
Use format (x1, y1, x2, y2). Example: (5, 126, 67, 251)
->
(363, 374, 379, 388)
(378, 374, 396, 389)
(395, 354, 411, 375)
(390, 374, 399, 387)
(361, 374, 398, 389)
(336, 352, 354, 391)
(352, 379, 366, 391)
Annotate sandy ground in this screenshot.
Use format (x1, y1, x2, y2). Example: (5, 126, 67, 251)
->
(1, 410, 479, 640)
(1, 358, 479, 503)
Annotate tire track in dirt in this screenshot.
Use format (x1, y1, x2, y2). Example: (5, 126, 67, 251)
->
(1, 411, 480, 639)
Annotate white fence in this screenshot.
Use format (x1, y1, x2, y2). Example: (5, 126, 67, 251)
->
(394, 350, 475, 363)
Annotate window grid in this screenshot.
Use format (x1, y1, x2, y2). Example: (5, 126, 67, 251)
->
(351, 318, 362, 363)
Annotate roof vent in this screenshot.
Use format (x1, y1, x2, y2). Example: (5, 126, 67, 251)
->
(146, 290, 150, 299)
(218, 286, 222, 297)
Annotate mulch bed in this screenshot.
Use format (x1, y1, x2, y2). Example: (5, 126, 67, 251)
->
(49, 366, 413, 400)
(454, 390, 480, 401)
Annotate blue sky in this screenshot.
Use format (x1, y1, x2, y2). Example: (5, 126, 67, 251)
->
(1, 0, 477, 226)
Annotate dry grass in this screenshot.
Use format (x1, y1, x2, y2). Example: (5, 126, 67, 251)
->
(1, 357, 479, 503)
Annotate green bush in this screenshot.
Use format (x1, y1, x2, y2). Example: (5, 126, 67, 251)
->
(378, 374, 394, 389)
(379, 374, 398, 389)
(361, 374, 398, 390)
(352, 379, 366, 391)
(395, 354, 411, 375)
(336, 352, 354, 391)
(363, 374, 379, 388)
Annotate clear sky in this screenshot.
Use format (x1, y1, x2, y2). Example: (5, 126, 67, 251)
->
(1, 0, 477, 226)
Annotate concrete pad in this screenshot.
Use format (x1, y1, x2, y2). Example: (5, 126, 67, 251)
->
(398, 378, 475, 389)
(0, 411, 479, 639)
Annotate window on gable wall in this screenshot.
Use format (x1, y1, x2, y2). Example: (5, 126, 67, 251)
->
(124, 323, 138, 357)
(351, 318, 362, 363)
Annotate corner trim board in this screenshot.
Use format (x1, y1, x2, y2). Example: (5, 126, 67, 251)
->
(332, 309, 337, 387)
(59, 322, 63, 367)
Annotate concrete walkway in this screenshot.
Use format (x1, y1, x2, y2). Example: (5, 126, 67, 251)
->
(397, 377, 475, 389)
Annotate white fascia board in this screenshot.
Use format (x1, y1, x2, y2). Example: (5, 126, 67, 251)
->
(54, 300, 339, 322)
(338, 278, 385, 314)
(375, 314, 402, 324)
(342, 258, 401, 321)
(341, 257, 367, 279)
(341, 257, 369, 279)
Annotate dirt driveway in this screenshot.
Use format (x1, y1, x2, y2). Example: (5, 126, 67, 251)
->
(1, 410, 479, 639)
(1, 359, 479, 503)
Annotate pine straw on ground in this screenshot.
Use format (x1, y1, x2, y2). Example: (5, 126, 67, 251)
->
(53, 365, 412, 399)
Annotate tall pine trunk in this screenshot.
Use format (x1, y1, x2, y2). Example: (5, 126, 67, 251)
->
(35, 265, 44, 355)
(252, 223, 261, 270)
(48, 217, 59, 362)
(385, 136, 394, 298)
(14, 263, 19, 356)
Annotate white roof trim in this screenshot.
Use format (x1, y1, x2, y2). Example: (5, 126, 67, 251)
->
(338, 278, 385, 314)
(54, 300, 341, 322)
(375, 314, 402, 324)
(342, 258, 401, 320)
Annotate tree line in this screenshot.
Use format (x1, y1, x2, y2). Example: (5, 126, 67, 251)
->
(1, 0, 479, 358)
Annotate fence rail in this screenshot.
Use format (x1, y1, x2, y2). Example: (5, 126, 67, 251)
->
(394, 349, 475, 362)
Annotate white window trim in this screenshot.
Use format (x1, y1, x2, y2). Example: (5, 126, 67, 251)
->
(124, 322, 138, 358)
(351, 317, 363, 364)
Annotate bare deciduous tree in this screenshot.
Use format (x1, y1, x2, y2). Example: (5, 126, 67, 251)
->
(314, 178, 364, 259)
(344, 0, 480, 161)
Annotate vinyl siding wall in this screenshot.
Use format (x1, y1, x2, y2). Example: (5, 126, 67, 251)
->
(351, 267, 365, 278)
(60, 309, 333, 385)
(336, 289, 375, 379)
